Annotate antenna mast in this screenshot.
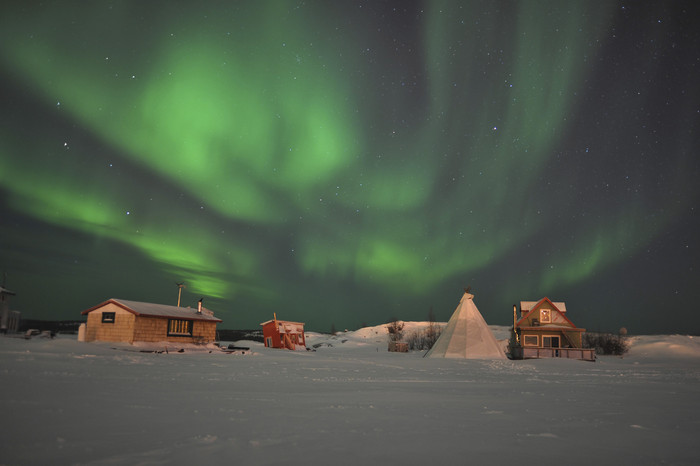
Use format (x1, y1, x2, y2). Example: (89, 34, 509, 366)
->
(176, 282, 186, 307)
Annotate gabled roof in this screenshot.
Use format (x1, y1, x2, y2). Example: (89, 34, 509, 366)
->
(260, 319, 305, 327)
(516, 297, 577, 328)
(520, 300, 567, 313)
(82, 298, 222, 322)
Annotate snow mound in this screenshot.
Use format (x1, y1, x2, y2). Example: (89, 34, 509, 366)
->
(627, 334, 700, 359)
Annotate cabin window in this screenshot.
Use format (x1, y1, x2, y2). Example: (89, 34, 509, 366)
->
(540, 309, 551, 323)
(101, 312, 115, 323)
(523, 335, 538, 346)
(543, 336, 560, 348)
(265, 337, 272, 347)
(167, 319, 193, 336)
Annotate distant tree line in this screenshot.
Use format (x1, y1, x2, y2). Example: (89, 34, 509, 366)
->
(216, 329, 264, 342)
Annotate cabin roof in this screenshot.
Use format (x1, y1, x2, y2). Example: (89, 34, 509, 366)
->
(520, 300, 567, 313)
(518, 324, 585, 332)
(260, 319, 305, 327)
(82, 298, 222, 322)
(516, 297, 578, 329)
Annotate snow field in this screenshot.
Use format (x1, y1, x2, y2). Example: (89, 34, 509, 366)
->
(1, 327, 699, 465)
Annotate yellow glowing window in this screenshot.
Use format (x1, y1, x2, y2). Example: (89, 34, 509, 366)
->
(540, 309, 551, 323)
(168, 319, 193, 336)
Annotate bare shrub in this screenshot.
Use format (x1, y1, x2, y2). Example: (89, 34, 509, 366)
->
(583, 332, 629, 356)
(425, 321, 440, 349)
(386, 320, 404, 342)
(406, 326, 442, 351)
(387, 313, 442, 351)
(425, 307, 440, 349)
(405, 331, 424, 350)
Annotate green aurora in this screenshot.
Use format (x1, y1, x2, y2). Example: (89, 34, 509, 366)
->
(1, 1, 698, 333)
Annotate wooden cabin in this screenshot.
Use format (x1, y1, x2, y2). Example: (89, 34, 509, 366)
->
(260, 315, 306, 350)
(80, 298, 222, 344)
(509, 297, 595, 361)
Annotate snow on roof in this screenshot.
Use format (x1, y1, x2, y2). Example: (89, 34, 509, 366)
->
(0, 286, 16, 296)
(82, 298, 222, 322)
(260, 319, 305, 327)
(520, 300, 567, 313)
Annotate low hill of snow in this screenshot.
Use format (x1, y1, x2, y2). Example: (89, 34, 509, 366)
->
(627, 334, 700, 359)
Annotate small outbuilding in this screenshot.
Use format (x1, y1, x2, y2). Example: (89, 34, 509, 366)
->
(509, 297, 594, 361)
(260, 314, 306, 350)
(80, 298, 222, 344)
(1, 285, 19, 334)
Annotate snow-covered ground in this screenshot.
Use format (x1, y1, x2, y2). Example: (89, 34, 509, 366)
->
(1, 324, 699, 465)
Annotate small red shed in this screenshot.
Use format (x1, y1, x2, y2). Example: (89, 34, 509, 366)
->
(260, 314, 306, 350)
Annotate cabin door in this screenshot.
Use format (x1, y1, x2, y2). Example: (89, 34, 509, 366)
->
(543, 336, 560, 357)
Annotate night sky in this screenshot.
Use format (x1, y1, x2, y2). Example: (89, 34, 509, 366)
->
(1, 1, 699, 334)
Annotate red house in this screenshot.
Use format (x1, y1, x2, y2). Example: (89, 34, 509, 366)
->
(260, 314, 306, 350)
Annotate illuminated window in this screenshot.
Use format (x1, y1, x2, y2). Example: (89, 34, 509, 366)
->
(540, 309, 551, 323)
(523, 335, 539, 346)
(167, 319, 193, 336)
(101, 312, 115, 323)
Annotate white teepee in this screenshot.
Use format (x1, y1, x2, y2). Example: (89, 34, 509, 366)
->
(425, 291, 505, 359)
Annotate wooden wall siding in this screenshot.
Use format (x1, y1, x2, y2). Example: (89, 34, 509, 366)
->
(132, 317, 218, 344)
(262, 322, 281, 348)
(567, 331, 583, 348)
(551, 310, 568, 325)
(85, 303, 136, 343)
(133, 316, 169, 342)
(191, 321, 217, 343)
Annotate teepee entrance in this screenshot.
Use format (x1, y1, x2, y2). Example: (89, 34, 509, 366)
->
(425, 291, 505, 359)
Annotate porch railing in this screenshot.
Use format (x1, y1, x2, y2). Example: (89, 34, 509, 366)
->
(514, 347, 596, 361)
